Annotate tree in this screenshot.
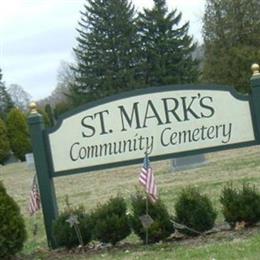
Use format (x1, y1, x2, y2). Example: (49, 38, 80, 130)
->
(37, 108, 51, 127)
(53, 101, 72, 119)
(37, 61, 73, 112)
(0, 118, 10, 164)
(0, 68, 14, 120)
(56, 61, 76, 103)
(44, 104, 55, 127)
(57, 61, 76, 95)
(0, 181, 27, 258)
(137, 0, 199, 86)
(7, 84, 31, 112)
(6, 108, 32, 161)
(202, 0, 260, 93)
(71, 0, 140, 104)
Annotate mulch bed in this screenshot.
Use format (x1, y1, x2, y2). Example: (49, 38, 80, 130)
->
(17, 222, 260, 259)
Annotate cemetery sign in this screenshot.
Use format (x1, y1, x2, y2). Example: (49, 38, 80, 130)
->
(28, 64, 260, 248)
(48, 86, 255, 175)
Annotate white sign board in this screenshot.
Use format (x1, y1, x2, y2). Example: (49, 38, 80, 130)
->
(48, 88, 255, 173)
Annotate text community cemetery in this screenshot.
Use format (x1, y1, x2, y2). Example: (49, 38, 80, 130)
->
(70, 123, 232, 161)
(70, 93, 232, 161)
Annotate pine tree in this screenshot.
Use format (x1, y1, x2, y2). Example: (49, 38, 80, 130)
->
(37, 108, 51, 127)
(0, 118, 10, 164)
(137, 0, 199, 86)
(45, 104, 55, 127)
(71, 0, 140, 104)
(0, 181, 27, 258)
(0, 68, 14, 120)
(6, 108, 32, 161)
(203, 0, 260, 93)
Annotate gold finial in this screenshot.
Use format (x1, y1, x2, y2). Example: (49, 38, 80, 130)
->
(29, 102, 37, 114)
(251, 63, 260, 76)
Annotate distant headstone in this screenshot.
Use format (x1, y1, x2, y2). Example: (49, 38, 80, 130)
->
(4, 152, 19, 165)
(25, 153, 35, 170)
(172, 154, 207, 171)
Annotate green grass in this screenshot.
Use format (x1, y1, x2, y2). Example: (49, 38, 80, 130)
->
(1, 145, 260, 259)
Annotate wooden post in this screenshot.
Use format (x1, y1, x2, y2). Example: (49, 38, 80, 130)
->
(28, 103, 58, 249)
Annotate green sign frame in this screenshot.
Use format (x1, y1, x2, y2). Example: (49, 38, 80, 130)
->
(28, 65, 260, 248)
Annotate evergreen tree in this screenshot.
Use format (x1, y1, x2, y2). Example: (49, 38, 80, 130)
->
(44, 104, 55, 127)
(0, 118, 10, 164)
(203, 0, 260, 93)
(37, 108, 51, 127)
(6, 108, 32, 161)
(0, 69, 14, 120)
(0, 181, 27, 258)
(53, 101, 72, 119)
(138, 0, 199, 86)
(71, 0, 140, 104)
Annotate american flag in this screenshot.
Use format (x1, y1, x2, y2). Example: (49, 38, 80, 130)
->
(28, 175, 41, 215)
(139, 154, 158, 202)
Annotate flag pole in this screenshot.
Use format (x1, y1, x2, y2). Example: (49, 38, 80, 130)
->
(139, 149, 157, 246)
(145, 193, 149, 245)
(145, 151, 149, 245)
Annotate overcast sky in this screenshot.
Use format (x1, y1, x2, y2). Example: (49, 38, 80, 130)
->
(0, 0, 205, 100)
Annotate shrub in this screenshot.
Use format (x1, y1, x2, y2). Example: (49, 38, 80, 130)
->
(0, 118, 10, 164)
(52, 206, 92, 249)
(130, 191, 174, 243)
(220, 183, 260, 227)
(91, 196, 131, 245)
(0, 181, 27, 258)
(174, 187, 217, 236)
(6, 108, 32, 161)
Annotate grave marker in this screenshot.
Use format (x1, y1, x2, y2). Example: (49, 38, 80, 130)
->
(172, 154, 207, 171)
(25, 153, 35, 170)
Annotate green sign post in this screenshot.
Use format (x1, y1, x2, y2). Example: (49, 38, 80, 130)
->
(251, 64, 260, 140)
(28, 64, 260, 249)
(28, 107, 58, 248)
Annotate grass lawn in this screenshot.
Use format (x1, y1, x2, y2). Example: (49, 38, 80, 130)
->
(1, 145, 260, 259)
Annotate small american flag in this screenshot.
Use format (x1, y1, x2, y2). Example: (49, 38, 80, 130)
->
(139, 154, 158, 202)
(28, 175, 41, 215)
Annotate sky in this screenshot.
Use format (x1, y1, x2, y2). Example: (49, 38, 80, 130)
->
(0, 0, 205, 101)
